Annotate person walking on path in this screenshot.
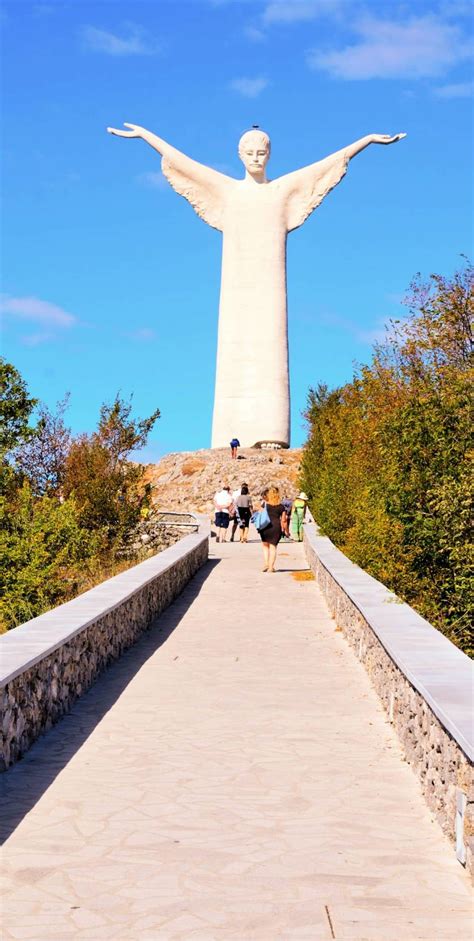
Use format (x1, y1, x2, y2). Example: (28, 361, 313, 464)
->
(291, 492, 308, 542)
(258, 486, 287, 572)
(230, 482, 245, 542)
(213, 485, 233, 542)
(235, 484, 253, 543)
(230, 438, 240, 459)
(281, 495, 293, 538)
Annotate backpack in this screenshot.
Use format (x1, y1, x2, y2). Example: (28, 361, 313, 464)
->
(251, 503, 271, 532)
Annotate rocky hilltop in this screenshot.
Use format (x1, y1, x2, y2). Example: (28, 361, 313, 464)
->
(143, 448, 304, 516)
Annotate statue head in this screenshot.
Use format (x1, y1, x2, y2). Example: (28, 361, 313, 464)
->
(238, 128, 271, 178)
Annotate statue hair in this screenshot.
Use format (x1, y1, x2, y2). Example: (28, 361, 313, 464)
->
(238, 129, 271, 158)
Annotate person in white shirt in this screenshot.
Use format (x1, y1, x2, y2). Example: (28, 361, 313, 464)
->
(213, 486, 233, 542)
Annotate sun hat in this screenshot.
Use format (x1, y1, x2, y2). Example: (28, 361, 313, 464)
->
(298, 492, 309, 500)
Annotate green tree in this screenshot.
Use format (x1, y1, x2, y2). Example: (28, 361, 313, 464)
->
(0, 370, 161, 630)
(301, 262, 473, 655)
(14, 395, 71, 497)
(0, 359, 39, 497)
(63, 395, 160, 542)
(0, 358, 38, 453)
(0, 482, 99, 631)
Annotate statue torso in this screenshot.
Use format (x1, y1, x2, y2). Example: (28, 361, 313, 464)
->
(221, 180, 288, 241)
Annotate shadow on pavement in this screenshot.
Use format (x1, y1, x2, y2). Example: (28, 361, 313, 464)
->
(0, 558, 221, 844)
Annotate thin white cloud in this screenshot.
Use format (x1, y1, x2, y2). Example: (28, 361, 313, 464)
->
(244, 25, 266, 42)
(128, 327, 157, 341)
(434, 81, 473, 98)
(82, 25, 158, 56)
(439, 0, 473, 19)
(230, 76, 269, 98)
(20, 332, 54, 347)
(263, 0, 340, 25)
(136, 171, 168, 189)
(314, 308, 402, 346)
(0, 295, 77, 327)
(33, 4, 55, 15)
(356, 321, 394, 345)
(308, 15, 472, 80)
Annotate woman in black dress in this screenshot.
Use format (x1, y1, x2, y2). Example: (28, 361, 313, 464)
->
(259, 486, 288, 573)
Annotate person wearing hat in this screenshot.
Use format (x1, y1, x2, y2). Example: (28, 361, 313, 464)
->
(291, 492, 309, 542)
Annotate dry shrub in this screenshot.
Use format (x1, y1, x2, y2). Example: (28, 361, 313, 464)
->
(181, 459, 206, 476)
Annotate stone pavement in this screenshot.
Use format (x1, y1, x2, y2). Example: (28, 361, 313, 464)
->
(1, 537, 472, 941)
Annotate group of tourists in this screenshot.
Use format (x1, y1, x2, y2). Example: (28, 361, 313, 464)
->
(213, 483, 253, 544)
(213, 484, 309, 571)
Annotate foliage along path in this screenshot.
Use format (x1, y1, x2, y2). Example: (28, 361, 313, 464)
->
(2, 536, 471, 940)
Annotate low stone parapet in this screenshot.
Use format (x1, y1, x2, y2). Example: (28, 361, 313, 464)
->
(304, 522, 473, 875)
(1, 522, 209, 770)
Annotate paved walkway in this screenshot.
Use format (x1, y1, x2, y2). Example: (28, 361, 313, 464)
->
(1, 538, 472, 940)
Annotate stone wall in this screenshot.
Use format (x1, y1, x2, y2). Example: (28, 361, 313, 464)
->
(304, 523, 473, 876)
(1, 527, 208, 771)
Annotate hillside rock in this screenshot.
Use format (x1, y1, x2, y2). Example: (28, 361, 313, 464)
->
(142, 447, 303, 516)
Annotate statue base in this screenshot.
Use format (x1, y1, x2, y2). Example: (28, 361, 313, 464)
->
(253, 441, 289, 450)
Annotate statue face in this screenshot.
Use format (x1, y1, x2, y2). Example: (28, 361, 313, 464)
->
(238, 130, 271, 176)
(241, 145, 269, 175)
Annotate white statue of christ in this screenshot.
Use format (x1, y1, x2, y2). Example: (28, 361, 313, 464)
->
(107, 123, 405, 448)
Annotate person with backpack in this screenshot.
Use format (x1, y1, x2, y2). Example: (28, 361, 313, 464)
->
(229, 437, 240, 459)
(253, 486, 288, 572)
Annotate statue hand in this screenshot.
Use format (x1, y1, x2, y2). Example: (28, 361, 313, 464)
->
(371, 133, 407, 145)
(107, 123, 144, 138)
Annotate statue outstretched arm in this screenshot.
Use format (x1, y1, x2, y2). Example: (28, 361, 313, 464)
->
(332, 132, 406, 162)
(107, 123, 231, 231)
(279, 132, 406, 232)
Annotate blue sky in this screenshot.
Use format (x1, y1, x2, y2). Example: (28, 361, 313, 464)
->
(2, 0, 472, 459)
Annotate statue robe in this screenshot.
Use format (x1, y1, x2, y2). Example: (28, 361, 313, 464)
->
(161, 148, 349, 448)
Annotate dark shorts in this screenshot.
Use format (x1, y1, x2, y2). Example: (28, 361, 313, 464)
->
(237, 507, 251, 527)
(215, 511, 230, 528)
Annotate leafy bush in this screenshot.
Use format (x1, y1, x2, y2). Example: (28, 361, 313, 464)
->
(301, 263, 473, 655)
(63, 397, 159, 543)
(0, 376, 160, 631)
(0, 483, 99, 631)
